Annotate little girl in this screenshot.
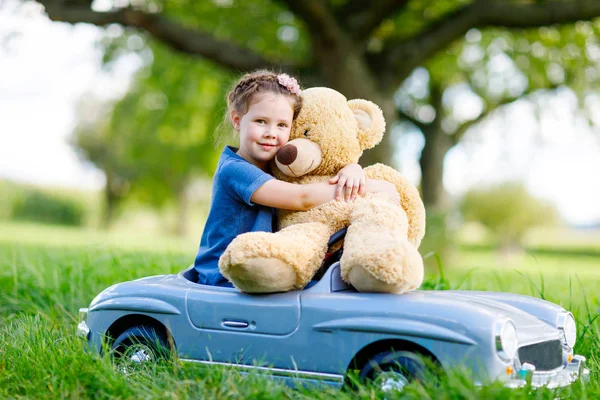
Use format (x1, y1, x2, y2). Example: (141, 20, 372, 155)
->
(194, 70, 394, 286)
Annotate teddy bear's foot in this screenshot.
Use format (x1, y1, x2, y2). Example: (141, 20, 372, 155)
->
(219, 222, 332, 293)
(343, 239, 424, 294)
(225, 257, 296, 293)
(347, 265, 406, 293)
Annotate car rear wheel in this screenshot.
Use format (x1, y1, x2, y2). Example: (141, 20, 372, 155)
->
(111, 325, 171, 373)
(359, 350, 431, 392)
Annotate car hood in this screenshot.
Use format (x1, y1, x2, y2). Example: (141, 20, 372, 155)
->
(432, 291, 559, 344)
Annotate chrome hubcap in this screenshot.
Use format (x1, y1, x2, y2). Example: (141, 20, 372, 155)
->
(129, 346, 153, 363)
(118, 344, 154, 374)
(375, 371, 410, 392)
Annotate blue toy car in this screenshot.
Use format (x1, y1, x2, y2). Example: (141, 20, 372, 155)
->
(76, 232, 589, 391)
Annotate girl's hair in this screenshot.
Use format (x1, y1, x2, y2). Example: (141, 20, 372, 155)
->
(226, 70, 303, 121)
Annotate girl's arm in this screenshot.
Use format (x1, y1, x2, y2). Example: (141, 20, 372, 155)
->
(250, 178, 399, 211)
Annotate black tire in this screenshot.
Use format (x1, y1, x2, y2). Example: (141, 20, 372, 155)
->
(359, 350, 432, 392)
(111, 325, 171, 372)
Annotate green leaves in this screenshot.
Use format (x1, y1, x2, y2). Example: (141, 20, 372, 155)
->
(107, 40, 230, 206)
(160, 0, 310, 63)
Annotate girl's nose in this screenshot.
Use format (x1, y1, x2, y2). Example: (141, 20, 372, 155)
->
(264, 128, 276, 138)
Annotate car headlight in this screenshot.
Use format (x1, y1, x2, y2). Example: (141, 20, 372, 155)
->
(495, 319, 519, 361)
(557, 312, 577, 348)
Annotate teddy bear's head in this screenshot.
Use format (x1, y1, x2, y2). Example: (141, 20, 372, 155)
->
(274, 87, 386, 180)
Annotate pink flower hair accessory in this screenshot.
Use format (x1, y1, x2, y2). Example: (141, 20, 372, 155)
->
(277, 73, 301, 95)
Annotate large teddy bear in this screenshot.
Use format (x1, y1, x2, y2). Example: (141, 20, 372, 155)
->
(219, 87, 426, 294)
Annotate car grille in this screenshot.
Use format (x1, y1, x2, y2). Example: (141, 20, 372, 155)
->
(518, 340, 563, 371)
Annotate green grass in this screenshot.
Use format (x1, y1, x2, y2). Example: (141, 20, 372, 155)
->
(1, 221, 599, 399)
(0, 220, 198, 254)
(458, 224, 600, 255)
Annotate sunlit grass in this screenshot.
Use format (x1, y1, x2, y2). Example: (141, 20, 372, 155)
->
(1, 221, 599, 398)
(0, 221, 198, 254)
(458, 223, 600, 254)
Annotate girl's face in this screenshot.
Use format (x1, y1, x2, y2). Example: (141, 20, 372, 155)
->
(231, 92, 294, 170)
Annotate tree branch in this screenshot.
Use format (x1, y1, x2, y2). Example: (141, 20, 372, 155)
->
(37, 1, 300, 72)
(276, 0, 344, 46)
(341, 0, 410, 40)
(382, 3, 480, 86)
(335, 0, 369, 22)
(382, 0, 600, 87)
(451, 108, 491, 145)
(398, 108, 427, 132)
(480, 0, 600, 29)
(451, 84, 560, 145)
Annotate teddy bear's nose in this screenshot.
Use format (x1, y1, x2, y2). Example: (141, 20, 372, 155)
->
(276, 144, 297, 166)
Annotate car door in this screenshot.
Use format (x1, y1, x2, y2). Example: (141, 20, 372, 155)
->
(184, 285, 301, 365)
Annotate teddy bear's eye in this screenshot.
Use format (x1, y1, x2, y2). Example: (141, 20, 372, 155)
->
(303, 129, 310, 137)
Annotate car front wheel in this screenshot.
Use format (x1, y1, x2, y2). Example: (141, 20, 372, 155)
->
(111, 325, 171, 373)
(359, 350, 432, 392)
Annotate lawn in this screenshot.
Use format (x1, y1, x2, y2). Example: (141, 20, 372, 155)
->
(1, 221, 599, 399)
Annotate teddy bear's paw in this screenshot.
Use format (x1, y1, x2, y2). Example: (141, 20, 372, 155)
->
(346, 263, 423, 294)
(341, 240, 424, 294)
(226, 257, 297, 293)
(346, 265, 407, 293)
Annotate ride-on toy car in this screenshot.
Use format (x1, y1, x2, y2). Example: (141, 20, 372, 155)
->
(76, 230, 589, 391)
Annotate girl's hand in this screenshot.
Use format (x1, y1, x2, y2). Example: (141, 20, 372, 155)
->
(329, 163, 366, 201)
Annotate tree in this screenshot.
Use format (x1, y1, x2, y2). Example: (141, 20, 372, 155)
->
(396, 23, 600, 210)
(461, 182, 557, 250)
(73, 40, 229, 233)
(71, 96, 133, 228)
(37, 0, 600, 209)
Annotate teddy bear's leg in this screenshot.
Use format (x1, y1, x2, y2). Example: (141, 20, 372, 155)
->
(219, 222, 332, 293)
(363, 164, 426, 248)
(340, 194, 424, 294)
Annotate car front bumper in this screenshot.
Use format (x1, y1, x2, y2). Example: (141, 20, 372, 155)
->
(505, 355, 590, 389)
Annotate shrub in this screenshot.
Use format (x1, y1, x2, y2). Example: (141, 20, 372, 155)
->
(11, 190, 85, 227)
(0, 180, 22, 220)
(460, 182, 557, 248)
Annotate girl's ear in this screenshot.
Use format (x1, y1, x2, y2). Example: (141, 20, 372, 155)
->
(348, 99, 386, 150)
(230, 110, 241, 131)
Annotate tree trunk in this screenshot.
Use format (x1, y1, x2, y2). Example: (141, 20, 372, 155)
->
(314, 43, 451, 209)
(419, 126, 452, 211)
(102, 173, 118, 229)
(311, 41, 397, 167)
(311, 41, 452, 211)
(419, 83, 452, 211)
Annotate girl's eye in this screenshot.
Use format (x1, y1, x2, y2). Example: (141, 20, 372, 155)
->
(256, 119, 265, 124)
(303, 129, 310, 137)
(278, 123, 288, 128)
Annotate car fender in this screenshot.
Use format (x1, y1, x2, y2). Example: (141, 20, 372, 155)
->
(89, 297, 181, 315)
(312, 317, 477, 345)
(450, 291, 565, 328)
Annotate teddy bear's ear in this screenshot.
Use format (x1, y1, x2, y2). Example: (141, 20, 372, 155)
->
(348, 99, 386, 150)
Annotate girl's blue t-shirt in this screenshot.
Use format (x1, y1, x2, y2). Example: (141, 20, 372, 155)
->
(194, 146, 275, 286)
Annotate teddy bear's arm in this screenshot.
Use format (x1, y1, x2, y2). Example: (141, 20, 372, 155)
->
(363, 163, 426, 247)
